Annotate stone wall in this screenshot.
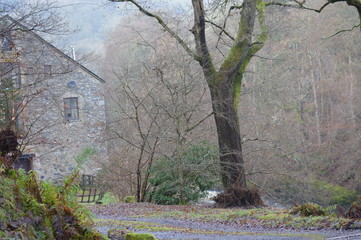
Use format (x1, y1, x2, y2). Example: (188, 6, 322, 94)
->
(14, 29, 108, 183)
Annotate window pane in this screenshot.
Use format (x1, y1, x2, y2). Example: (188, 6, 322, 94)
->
(64, 109, 72, 120)
(64, 98, 70, 108)
(1, 36, 13, 51)
(71, 109, 78, 119)
(63, 97, 79, 121)
(69, 98, 77, 108)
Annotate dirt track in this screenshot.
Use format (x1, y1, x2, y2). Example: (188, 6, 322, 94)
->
(89, 203, 361, 240)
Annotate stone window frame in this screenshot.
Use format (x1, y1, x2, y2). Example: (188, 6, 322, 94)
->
(0, 32, 14, 52)
(64, 97, 79, 122)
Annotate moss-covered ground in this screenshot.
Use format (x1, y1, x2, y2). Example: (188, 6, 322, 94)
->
(94, 218, 326, 240)
(89, 203, 361, 239)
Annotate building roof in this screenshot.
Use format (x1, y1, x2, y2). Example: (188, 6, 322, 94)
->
(0, 15, 105, 83)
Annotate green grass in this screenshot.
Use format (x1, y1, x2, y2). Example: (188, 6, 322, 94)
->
(94, 218, 326, 240)
(103, 205, 360, 230)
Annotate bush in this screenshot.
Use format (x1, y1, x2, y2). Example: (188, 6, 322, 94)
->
(290, 203, 326, 217)
(310, 180, 360, 207)
(101, 192, 119, 204)
(124, 196, 136, 203)
(346, 198, 361, 219)
(148, 142, 220, 205)
(0, 166, 106, 239)
(268, 176, 360, 207)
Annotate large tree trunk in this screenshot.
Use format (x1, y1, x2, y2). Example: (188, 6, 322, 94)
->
(110, 0, 265, 196)
(212, 91, 246, 188)
(192, 0, 259, 189)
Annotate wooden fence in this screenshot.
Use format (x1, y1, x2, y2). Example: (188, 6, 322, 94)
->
(77, 174, 103, 203)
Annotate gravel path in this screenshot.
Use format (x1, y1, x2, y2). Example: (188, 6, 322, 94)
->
(89, 203, 361, 240)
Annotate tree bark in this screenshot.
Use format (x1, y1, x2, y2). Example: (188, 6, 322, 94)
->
(111, 0, 266, 192)
(191, 0, 259, 188)
(212, 93, 247, 188)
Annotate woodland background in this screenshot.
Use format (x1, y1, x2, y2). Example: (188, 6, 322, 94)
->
(99, 0, 361, 206)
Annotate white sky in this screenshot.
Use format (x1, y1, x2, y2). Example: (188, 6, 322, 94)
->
(57, 0, 192, 54)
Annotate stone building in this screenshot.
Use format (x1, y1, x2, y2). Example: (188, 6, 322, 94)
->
(0, 16, 108, 183)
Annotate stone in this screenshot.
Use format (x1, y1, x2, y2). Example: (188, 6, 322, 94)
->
(0, 15, 108, 183)
(125, 233, 158, 240)
(108, 228, 133, 240)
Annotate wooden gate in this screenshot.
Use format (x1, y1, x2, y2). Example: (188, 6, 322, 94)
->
(77, 174, 103, 203)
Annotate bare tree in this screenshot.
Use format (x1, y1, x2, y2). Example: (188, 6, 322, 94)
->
(102, 19, 214, 201)
(237, 2, 361, 205)
(107, 0, 271, 200)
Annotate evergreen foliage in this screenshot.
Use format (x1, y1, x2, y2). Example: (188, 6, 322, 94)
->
(123, 196, 136, 203)
(0, 166, 106, 239)
(148, 142, 220, 205)
(310, 180, 361, 207)
(74, 147, 96, 170)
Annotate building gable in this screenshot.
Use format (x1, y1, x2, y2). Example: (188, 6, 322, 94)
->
(0, 15, 105, 83)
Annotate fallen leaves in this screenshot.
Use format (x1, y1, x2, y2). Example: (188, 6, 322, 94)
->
(88, 203, 361, 231)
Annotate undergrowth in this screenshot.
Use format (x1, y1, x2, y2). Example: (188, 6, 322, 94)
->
(0, 166, 107, 239)
(90, 203, 361, 231)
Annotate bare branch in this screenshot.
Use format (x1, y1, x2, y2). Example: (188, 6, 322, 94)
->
(110, 0, 198, 60)
(265, 0, 332, 13)
(205, 20, 235, 41)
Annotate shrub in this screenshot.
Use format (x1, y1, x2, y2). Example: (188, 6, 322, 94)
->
(346, 197, 361, 219)
(148, 142, 220, 205)
(310, 180, 360, 207)
(101, 192, 119, 204)
(290, 203, 326, 217)
(124, 196, 136, 203)
(0, 167, 106, 239)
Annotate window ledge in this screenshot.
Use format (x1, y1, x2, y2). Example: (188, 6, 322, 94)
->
(64, 119, 80, 123)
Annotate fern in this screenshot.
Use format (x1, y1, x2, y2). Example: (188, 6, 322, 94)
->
(74, 147, 96, 170)
(324, 204, 338, 215)
(0, 163, 106, 239)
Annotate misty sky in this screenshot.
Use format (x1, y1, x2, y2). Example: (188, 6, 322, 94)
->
(58, 0, 191, 55)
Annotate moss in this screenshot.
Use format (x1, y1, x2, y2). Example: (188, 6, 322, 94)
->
(125, 233, 158, 240)
(290, 203, 326, 217)
(0, 167, 106, 239)
(231, 0, 268, 109)
(108, 228, 133, 239)
(124, 196, 136, 203)
(95, 218, 326, 240)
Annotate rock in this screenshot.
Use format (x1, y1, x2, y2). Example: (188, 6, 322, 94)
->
(108, 228, 133, 240)
(125, 233, 158, 240)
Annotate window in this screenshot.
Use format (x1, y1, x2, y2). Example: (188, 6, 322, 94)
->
(64, 97, 79, 121)
(0, 62, 20, 88)
(1, 33, 13, 52)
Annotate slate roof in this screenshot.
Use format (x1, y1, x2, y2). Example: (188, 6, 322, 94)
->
(0, 15, 105, 83)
